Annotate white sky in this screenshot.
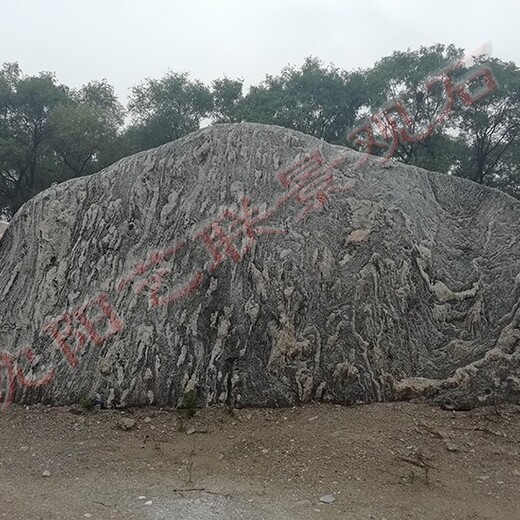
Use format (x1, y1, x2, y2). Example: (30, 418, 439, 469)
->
(1, 0, 518, 103)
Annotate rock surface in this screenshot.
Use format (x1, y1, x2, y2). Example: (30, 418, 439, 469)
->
(0, 221, 8, 239)
(1, 122, 520, 410)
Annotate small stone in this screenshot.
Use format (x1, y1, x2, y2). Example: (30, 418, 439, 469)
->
(84, 515, 92, 518)
(261, 448, 269, 454)
(445, 441, 459, 452)
(320, 495, 336, 504)
(117, 418, 136, 431)
(144, 417, 152, 423)
(144, 500, 153, 505)
(308, 416, 319, 422)
(69, 405, 83, 415)
(512, 470, 520, 477)
(186, 428, 196, 435)
(477, 475, 490, 481)
(19, 446, 29, 451)
(42, 470, 51, 477)
(137, 496, 146, 500)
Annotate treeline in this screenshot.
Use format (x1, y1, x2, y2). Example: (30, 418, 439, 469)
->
(1, 43, 519, 218)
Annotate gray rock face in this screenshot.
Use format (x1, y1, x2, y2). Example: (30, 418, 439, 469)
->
(1, 122, 520, 410)
(0, 222, 8, 240)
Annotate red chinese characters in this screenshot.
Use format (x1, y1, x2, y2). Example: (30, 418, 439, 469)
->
(347, 61, 498, 167)
(117, 242, 203, 308)
(347, 119, 397, 167)
(0, 347, 56, 412)
(275, 150, 350, 219)
(42, 293, 124, 368)
(456, 66, 498, 106)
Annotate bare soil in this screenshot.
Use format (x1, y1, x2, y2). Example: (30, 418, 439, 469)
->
(1, 402, 519, 520)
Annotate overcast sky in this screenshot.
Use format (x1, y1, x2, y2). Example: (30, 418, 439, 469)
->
(1, 0, 518, 103)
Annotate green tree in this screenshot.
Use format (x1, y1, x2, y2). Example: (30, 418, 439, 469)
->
(358, 44, 465, 172)
(0, 64, 70, 217)
(126, 71, 213, 152)
(49, 80, 124, 178)
(239, 57, 366, 144)
(453, 57, 520, 192)
(211, 77, 244, 123)
(0, 65, 125, 217)
(358, 45, 520, 194)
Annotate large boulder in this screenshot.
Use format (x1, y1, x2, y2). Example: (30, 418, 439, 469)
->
(1, 123, 520, 410)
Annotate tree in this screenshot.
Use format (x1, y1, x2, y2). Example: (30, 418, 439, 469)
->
(49, 80, 124, 178)
(0, 65, 125, 217)
(358, 44, 466, 172)
(239, 57, 366, 144)
(453, 57, 520, 192)
(358, 45, 520, 194)
(0, 64, 70, 217)
(126, 71, 213, 152)
(211, 77, 244, 123)
(1, 48, 520, 217)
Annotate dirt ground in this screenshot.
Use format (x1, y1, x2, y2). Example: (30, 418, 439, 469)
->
(0, 401, 519, 520)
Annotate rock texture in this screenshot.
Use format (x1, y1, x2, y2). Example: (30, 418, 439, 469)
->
(1, 122, 520, 410)
(0, 221, 8, 240)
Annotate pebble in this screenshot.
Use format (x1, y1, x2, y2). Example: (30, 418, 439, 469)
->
(117, 418, 137, 431)
(320, 495, 336, 504)
(69, 405, 83, 415)
(445, 442, 459, 452)
(144, 500, 153, 505)
(477, 475, 490, 481)
(144, 417, 152, 423)
(42, 470, 51, 477)
(512, 470, 520, 477)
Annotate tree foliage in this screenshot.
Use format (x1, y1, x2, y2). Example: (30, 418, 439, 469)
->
(126, 71, 213, 152)
(211, 77, 244, 124)
(0, 65, 69, 216)
(453, 57, 520, 193)
(1, 45, 520, 218)
(49, 80, 124, 178)
(358, 45, 520, 195)
(0, 65, 123, 217)
(238, 57, 366, 144)
(360, 44, 465, 171)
